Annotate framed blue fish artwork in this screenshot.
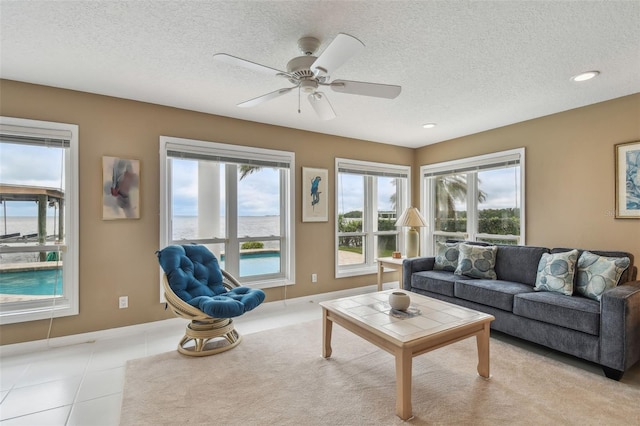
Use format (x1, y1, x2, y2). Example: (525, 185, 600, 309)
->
(102, 156, 140, 220)
(615, 140, 640, 218)
(302, 167, 328, 222)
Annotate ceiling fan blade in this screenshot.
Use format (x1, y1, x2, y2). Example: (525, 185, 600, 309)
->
(237, 87, 295, 108)
(311, 33, 364, 78)
(308, 92, 336, 120)
(330, 79, 401, 99)
(213, 53, 287, 77)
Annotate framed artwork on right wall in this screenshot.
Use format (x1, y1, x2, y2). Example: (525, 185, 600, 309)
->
(615, 140, 640, 219)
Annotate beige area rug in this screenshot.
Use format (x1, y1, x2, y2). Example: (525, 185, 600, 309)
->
(121, 320, 640, 425)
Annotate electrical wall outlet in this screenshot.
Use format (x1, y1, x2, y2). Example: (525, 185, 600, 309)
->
(119, 296, 128, 309)
(311, 273, 318, 283)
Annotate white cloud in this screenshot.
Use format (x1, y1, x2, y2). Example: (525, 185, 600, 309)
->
(478, 168, 521, 209)
(337, 174, 397, 213)
(0, 143, 65, 217)
(0, 143, 64, 188)
(237, 168, 280, 216)
(170, 161, 280, 217)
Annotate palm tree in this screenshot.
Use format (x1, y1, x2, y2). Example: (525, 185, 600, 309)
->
(239, 165, 260, 180)
(434, 174, 487, 231)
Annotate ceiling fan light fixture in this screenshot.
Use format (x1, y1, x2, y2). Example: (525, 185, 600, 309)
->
(571, 71, 600, 82)
(300, 79, 318, 93)
(422, 123, 437, 129)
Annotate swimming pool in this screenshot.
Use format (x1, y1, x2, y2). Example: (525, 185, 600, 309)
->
(0, 269, 63, 296)
(0, 253, 281, 296)
(221, 252, 281, 277)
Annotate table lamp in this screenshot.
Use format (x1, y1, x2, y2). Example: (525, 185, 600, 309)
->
(395, 207, 427, 258)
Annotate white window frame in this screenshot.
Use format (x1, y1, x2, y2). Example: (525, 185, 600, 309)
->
(335, 158, 411, 278)
(0, 117, 79, 325)
(159, 136, 295, 295)
(420, 148, 525, 255)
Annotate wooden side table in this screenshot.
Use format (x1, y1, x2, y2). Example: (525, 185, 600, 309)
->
(376, 256, 405, 291)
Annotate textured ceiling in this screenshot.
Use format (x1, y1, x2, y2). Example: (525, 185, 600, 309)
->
(1, 1, 639, 148)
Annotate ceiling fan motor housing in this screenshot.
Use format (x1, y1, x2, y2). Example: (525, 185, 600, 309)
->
(286, 56, 317, 84)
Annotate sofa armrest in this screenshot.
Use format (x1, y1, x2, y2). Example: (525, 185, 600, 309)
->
(600, 280, 640, 372)
(402, 257, 436, 291)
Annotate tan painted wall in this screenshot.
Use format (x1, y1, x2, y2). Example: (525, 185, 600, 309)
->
(414, 93, 640, 257)
(0, 80, 414, 345)
(1, 80, 638, 345)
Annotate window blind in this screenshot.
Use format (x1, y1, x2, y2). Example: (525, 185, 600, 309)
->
(167, 150, 290, 169)
(0, 124, 72, 148)
(337, 159, 409, 178)
(423, 152, 521, 178)
(165, 140, 292, 169)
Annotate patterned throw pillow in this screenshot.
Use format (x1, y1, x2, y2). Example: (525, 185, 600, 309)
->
(576, 251, 630, 301)
(434, 241, 460, 272)
(534, 249, 579, 296)
(454, 243, 498, 279)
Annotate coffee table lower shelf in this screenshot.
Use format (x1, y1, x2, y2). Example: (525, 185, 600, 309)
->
(320, 290, 494, 421)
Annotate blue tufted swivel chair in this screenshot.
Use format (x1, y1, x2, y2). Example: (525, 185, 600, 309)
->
(157, 244, 266, 356)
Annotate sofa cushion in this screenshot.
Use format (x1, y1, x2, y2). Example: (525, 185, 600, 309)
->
(552, 248, 635, 285)
(513, 292, 601, 335)
(576, 251, 630, 301)
(454, 243, 498, 279)
(534, 249, 579, 296)
(454, 279, 534, 311)
(494, 245, 549, 286)
(410, 270, 472, 297)
(433, 241, 460, 272)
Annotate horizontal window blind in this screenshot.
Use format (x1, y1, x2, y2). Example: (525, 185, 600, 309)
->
(337, 159, 409, 178)
(0, 124, 72, 148)
(165, 140, 292, 169)
(423, 151, 521, 178)
(167, 150, 290, 169)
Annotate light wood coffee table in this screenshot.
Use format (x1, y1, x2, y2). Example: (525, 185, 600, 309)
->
(320, 290, 495, 420)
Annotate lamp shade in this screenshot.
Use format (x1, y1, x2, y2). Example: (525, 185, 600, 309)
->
(395, 207, 427, 228)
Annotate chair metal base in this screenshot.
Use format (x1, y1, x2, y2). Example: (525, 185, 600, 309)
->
(177, 317, 242, 356)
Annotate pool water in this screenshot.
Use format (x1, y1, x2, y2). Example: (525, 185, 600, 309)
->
(221, 252, 281, 277)
(1, 253, 281, 296)
(0, 269, 63, 296)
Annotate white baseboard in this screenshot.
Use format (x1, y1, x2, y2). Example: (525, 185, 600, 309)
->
(0, 283, 395, 358)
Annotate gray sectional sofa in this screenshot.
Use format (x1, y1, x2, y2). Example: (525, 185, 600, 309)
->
(402, 242, 639, 380)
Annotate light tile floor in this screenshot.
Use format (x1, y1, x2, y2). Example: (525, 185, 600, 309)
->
(0, 289, 333, 426)
(1, 284, 639, 425)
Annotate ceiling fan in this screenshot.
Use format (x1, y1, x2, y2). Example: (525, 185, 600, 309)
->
(213, 33, 401, 120)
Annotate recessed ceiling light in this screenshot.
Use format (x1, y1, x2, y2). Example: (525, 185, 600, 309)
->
(571, 71, 600, 82)
(422, 123, 437, 129)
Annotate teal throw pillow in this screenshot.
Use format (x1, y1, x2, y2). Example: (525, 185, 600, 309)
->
(454, 243, 497, 279)
(576, 251, 630, 301)
(434, 241, 460, 272)
(534, 249, 579, 296)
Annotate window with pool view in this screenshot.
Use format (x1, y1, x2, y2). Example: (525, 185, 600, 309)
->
(160, 136, 295, 290)
(335, 158, 410, 278)
(421, 148, 525, 253)
(0, 117, 79, 325)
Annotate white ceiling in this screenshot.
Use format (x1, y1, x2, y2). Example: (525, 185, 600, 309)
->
(1, 1, 639, 148)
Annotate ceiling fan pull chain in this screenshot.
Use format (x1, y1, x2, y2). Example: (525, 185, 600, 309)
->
(298, 86, 301, 114)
